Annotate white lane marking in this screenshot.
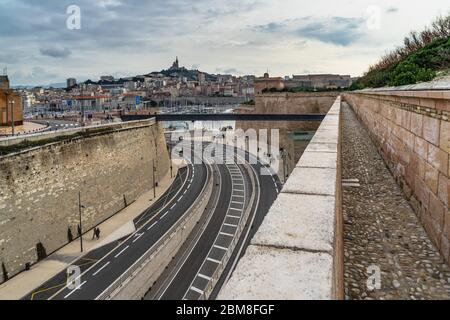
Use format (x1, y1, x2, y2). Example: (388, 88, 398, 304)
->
(170, 203, 177, 210)
(234, 183, 244, 187)
(160, 212, 168, 220)
(133, 233, 145, 243)
(114, 245, 130, 258)
(64, 281, 87, 299)
(219, 232, 234, 238)
(207, 257, 222, 264)
(229, 208, 242, 212)
(147, 221, 158, 231)
(198, 274, 212, 281)
(227, 215, 241, 219)
(214, 245, 228, 251)
(224, 223, 238, 228)
(93, 262, 111, 276)
(190, 286, 204, 295)
(231, 201, 243, 205)
(183, 190, 187, 195)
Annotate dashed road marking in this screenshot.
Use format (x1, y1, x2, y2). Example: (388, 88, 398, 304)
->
(132, 233, 145, 243)
(207, 257, 222, 264)
(93, 262, 110, 276)
(198, 274, 212, 281)
(224, 223, 238, 227)
(147, 222, 158, 231)
(219, 232, 234, 238)
(227, 215, 241, 219)
(114, 246, 130, 258)
(63, 281, 87, 299)
(190, 286, 204, 295)
(214, 245, 228, 251)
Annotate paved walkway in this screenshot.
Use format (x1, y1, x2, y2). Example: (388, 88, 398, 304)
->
(342, 102, 450, 300)
(0, 161, 183, 300)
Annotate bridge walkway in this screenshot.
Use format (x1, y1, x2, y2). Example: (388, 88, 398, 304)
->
(342, 102, 450, 300)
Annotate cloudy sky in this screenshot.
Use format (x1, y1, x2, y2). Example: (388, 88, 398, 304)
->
(0, 0, 449, 85)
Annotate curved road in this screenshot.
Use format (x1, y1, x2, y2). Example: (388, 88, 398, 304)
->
(148, 143, 281, 300)
(47, 151, 209, 300)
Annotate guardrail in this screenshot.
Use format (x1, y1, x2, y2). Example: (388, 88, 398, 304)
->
(96, 158, 213, 300)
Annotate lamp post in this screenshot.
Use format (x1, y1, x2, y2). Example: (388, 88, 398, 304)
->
(78, 191, 85, 253)
(9, 98, 15, 136)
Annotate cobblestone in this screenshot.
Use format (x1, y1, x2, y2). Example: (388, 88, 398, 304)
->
(342, 102, 450, 300)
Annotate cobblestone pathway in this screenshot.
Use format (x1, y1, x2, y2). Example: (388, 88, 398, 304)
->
(342, 102, 450, 300)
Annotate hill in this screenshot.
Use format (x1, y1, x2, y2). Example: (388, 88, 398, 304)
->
(352, 15, 450, 89)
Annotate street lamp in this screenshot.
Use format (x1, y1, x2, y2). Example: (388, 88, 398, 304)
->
(78, 191, 86, 253)
(9, 99, 15, 136)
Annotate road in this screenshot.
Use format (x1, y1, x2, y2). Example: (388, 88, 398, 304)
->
(25, 141, 280, 300)
(147, 143, 281, 300)
(29, 149, 208, 300)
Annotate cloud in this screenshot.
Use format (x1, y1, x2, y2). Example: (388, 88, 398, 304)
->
(249, 17, 366, 46)
(295, 17, 366, 46)
(39, 47, 72, 58)
(386, 7, 399, 14)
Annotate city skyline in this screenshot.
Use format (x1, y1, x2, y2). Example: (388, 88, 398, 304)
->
(1, 0, 449, 86)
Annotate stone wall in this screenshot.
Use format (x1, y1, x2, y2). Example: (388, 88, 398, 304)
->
(343, 90, 449, 263)
(0, 120, 170, 282)
(236, 92, 338, 180)
(219, 97, 343, 300)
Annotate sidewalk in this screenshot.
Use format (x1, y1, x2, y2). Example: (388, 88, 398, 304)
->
(0, 160, 184, 300)
(0, 121, 47, 136)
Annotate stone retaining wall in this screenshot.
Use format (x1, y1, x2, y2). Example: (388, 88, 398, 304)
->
(343, 89, 449, 263)
(0, 120, 170, 282)
(219, 97, 343, 300)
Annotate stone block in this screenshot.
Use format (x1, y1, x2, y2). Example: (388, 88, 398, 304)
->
(440, 121, 450, 153)
(297, 151, 338, 169)
(420, 98, 436, 110)
(423, 116, 440, 146)
(425, 163, 439, 194)
(415, 176, 430, 209)
(218, 246, 333, 300)
(252, 193, 335, 252)
(414, 136, 428, 160)
(410, 153, 426, 180)
(428, 143, 449, 175)
(429, 192, 445, 227)
(422, 212, 442, 248)
(410, 113, 423, 136)
(444, 211, 450, 239)
(282, 167, 337, 196)
(440, 235, 450, 263)
(438, 173, 449, 207)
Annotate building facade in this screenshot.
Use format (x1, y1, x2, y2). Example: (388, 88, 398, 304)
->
(0, 76, 23, 126)
(254, 73, 285, 94)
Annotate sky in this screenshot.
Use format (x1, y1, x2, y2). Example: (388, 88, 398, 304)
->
(0, 0, 449, 86)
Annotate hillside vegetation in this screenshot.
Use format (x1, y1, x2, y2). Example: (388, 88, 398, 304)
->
(352, 15, 450, 89)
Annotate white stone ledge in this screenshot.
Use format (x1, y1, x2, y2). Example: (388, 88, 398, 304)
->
(252, 193, 335, 252)
(218, 97, 342, 300)
(218, 246, 333, 300)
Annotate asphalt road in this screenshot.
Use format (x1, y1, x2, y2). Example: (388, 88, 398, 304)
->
(47, 153, 208, 300)
(150, 144, 281, 300)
